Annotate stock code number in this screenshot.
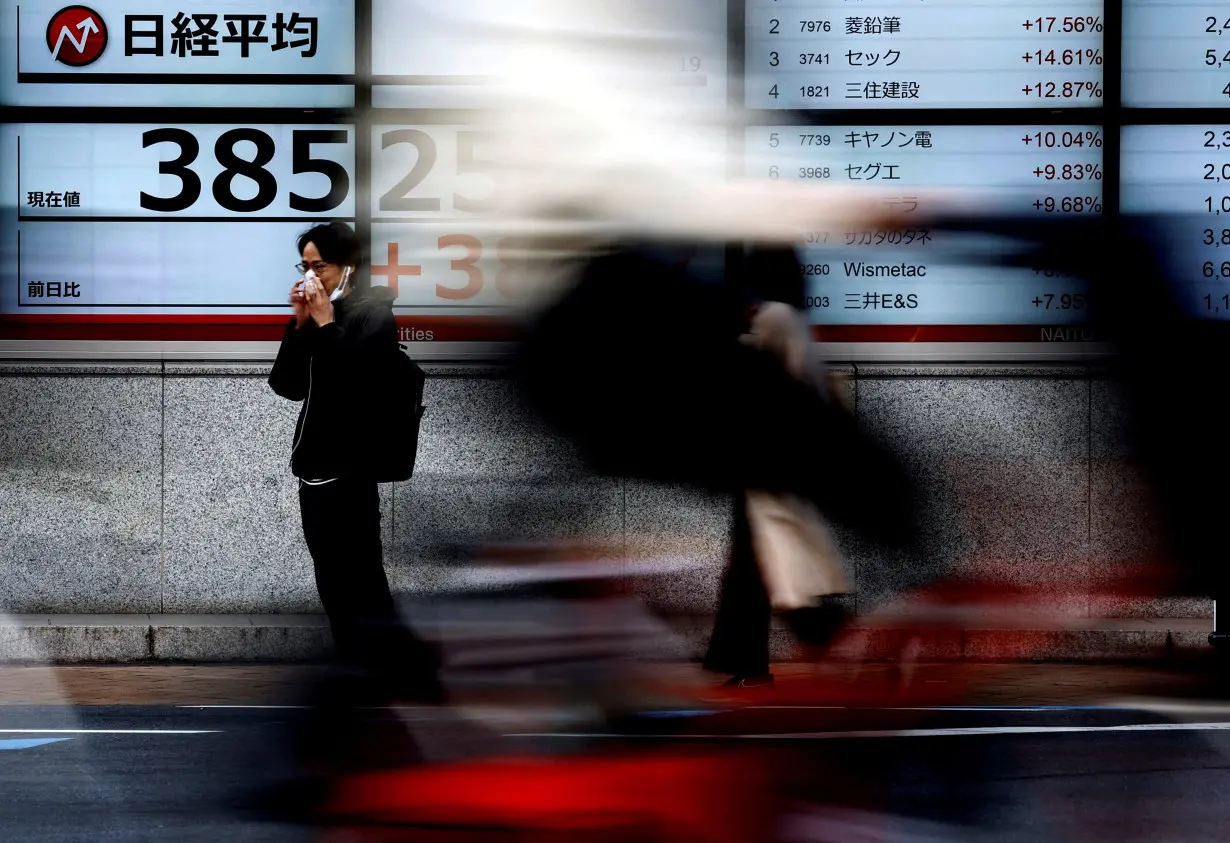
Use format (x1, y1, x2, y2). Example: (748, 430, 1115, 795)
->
(766, 19, 832, 34)
(767, 84, 831, 99)
(766, 133, 831, 147)
(140, 128, 349, 213)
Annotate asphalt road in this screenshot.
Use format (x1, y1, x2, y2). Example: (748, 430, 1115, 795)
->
(3, 700, 1230, 842)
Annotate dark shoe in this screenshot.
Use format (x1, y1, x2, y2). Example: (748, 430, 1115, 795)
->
(721, 673, 775, 689)
(784, 602, 850, 654)
(700, 672, 776, 704)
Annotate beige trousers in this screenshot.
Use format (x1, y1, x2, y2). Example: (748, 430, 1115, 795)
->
(741, 303, 848, 610)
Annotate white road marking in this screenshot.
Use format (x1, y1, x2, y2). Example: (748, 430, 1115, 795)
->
(177, 705, 308, 709)
(0, 729, 218, 735)
(1101, 698, 1230, 716)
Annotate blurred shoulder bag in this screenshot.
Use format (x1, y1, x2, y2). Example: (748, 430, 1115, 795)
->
(367, 344, 427, 483)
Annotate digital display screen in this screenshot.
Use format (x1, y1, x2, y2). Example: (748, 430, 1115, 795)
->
(0, 0, 355, 107)
(369, 123, 507, 322)
(750, 125, 1101, 326)
(744, 0, 1105, 110)
(0, 0, 1223, 356)
(369, 0, 728, 110)
(2, 123, 354, 314)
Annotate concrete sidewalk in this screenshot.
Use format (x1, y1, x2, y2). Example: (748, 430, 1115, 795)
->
(0, 661, 1219, 707)
(0, 612, 1216, 664)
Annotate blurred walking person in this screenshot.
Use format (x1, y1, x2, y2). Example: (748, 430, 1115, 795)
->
(704, 246, 854, 690)
(418, 0, 963, 550)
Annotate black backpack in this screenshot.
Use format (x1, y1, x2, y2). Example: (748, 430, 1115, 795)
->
(367, 344, 427, 483)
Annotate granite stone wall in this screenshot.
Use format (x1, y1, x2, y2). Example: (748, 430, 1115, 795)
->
(0, 362, 1201, 619)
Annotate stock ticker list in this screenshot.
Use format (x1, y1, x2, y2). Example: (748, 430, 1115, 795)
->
(749, 125, 1103, 324)
(744, 0, 1105, 109)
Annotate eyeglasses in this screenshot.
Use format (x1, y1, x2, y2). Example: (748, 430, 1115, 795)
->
(295, 261, 333, 275)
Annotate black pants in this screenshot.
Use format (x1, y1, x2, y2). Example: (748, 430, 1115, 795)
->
(703, 496, 771, 678)
(298, 478, 439, 696)
(702, 496, 851, 679)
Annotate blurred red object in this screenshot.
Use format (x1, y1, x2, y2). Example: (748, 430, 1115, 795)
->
(322, 749, 776, 843)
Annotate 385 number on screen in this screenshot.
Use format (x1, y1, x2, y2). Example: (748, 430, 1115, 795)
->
(140, 127, 352, 214)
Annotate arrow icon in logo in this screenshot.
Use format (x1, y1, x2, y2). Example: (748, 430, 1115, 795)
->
(45, 6, 109, 67)
(52, 16, 99, 61)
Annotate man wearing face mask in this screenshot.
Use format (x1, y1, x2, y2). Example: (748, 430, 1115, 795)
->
(269, 222, 444, 710)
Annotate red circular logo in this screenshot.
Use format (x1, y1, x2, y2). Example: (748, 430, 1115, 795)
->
(46, 5, 108, 67)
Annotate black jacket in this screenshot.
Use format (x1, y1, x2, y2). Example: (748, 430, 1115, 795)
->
(269, 287, 399, 480)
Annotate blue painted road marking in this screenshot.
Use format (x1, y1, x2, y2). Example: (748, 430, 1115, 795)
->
(0, 738, 72, 751)
(640, 710, 721, 718)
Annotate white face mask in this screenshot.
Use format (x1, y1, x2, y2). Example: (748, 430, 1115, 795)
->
(330, 266, 352, 302)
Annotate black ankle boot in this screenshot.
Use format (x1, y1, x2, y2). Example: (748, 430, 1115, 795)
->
(782, 601, 850, 650)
